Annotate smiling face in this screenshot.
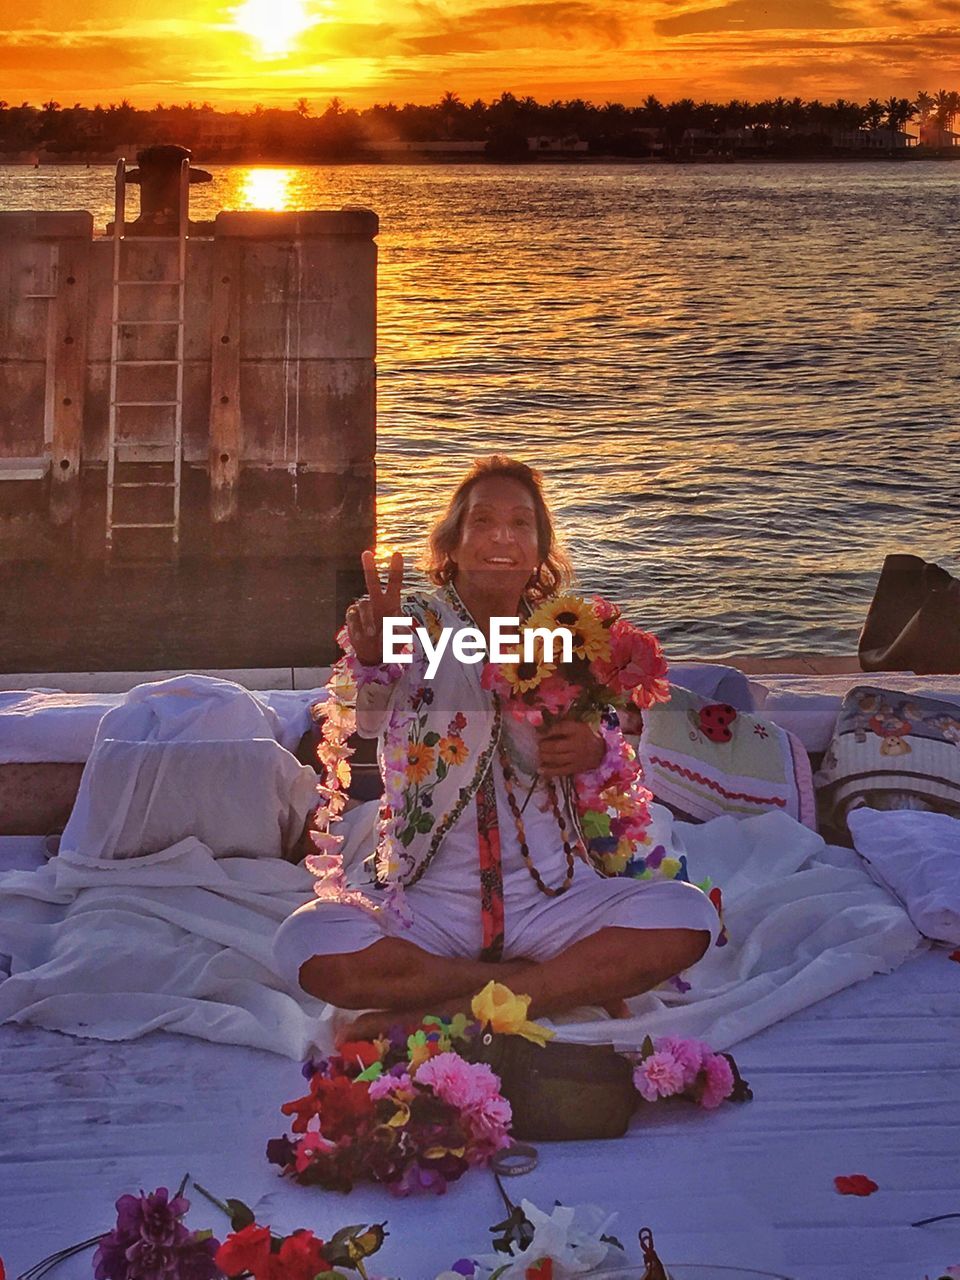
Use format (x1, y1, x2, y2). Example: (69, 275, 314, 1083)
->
(453, 474, 541, 603)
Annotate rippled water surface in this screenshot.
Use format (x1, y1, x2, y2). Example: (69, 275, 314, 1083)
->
(3, 161, 958, 656)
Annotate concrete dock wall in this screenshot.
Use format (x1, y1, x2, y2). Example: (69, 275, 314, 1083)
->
(0, 207, 377, 670)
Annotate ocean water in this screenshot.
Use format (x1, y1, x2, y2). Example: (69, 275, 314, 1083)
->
(2, 161, 958, 657)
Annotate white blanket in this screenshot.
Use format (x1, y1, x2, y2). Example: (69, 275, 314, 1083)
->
(848, 806, 960, 946)
(0, 803, 922, 1058)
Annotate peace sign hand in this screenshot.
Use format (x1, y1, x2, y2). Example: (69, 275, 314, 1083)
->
(345, 549, 405, 665)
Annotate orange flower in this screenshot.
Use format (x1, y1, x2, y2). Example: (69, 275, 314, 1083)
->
(405, 741, 436, 784)
(438, 735, 469, 766)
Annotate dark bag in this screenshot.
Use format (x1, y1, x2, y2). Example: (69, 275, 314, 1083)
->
(466, 1030, 637, 1142)
(859, 554, 960, 675)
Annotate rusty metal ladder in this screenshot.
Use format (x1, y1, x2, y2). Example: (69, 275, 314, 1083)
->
(105, 156, 189, 553)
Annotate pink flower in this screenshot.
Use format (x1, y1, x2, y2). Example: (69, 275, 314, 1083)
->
(699, 1052, 735, 1109)
(634, 1051, 686, 1102)
(464, 1094, 513, 1162)
(534, 675, 579, 717)
(481, 664, 511, 696)
(594, 621, 670, 709)
(591, 594, 621, 622)
(368, 1071, 412, 1101)
(655, 1036, 705, 1089)
(415, 1053, 501, 1109)
(294, 1129, 333, 1173)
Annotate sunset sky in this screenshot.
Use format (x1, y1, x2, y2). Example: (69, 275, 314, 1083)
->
(0, 0, 956, 108)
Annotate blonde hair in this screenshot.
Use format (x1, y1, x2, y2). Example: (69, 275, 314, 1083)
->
(423, 455, 573, 601)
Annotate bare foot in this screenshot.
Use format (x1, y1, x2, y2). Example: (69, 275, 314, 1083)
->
(334, 961, 538, 1046)
(602, 998, 632, 1019)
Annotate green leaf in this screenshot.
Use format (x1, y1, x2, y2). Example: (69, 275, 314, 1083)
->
(601, 1232, 625, 1250)
(415, 811, 435, 833)
(423, 731, 440, 746)
(581, 809, 611, 839)
(225, 1198, 256, 1231)
(640, 1035, 655, 1060)
(193, 1230, 214, 1243)
(436, 759, 448, 780)
(324, 1223, 387, 1267)
(398, 825, 416, 847)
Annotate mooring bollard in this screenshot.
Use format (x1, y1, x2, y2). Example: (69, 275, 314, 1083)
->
(122, 144, 212, 234)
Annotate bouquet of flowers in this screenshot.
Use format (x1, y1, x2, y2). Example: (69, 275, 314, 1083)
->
(631, 1034, 752, 1109)
(481, 594, 671, 879)
(267, 1013, 513, 1196)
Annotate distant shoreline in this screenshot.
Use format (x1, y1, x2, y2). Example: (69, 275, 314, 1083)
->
(4, 150, 960, 168)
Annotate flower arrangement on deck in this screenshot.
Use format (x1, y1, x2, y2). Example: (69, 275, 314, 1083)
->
(266, 1007, 513, 1196)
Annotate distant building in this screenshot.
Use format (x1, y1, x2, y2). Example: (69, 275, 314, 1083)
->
(683, 126, 753, 154)
(527, 135, 589, 152)
(832, 128, 917, 150)
(363, 139, 486, 154)
(919, 122, 960, 148)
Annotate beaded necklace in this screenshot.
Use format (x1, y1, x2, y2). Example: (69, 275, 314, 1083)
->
(497, 735, 585, 897)
(445, 578, 587, 897)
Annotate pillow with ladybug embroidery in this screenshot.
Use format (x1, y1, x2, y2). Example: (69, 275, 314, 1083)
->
(637, 683, 816, 828)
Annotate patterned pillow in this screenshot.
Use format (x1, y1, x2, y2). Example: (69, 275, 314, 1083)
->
(814, 685, 960, 839)
(636, 683, 816, 827)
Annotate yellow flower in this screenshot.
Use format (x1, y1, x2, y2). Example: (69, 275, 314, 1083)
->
(422, 608, 443, 644)
(438, 735, 469, 766)
(500, 656, 555, 695)
(471, 981, 555, 1046)
(405, 741, 437, 784)
(660, 856, 681, 880)
(327, 666, 357, 704)
(600, 849, 630, 875)
(526, 595, 610, 663)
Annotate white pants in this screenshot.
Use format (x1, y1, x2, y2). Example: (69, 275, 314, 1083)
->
(273, 767, 720, 985)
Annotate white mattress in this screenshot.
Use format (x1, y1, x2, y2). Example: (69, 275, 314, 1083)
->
(1, 946, 956, 1280)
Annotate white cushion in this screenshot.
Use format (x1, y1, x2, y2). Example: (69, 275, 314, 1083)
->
(848, 806, 960, 945)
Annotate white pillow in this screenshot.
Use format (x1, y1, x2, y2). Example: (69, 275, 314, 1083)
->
(60, 738, 318, 862)
(848, 806, 960, 945)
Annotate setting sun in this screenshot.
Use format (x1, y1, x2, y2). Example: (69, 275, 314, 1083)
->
(231, 0, 318, 56)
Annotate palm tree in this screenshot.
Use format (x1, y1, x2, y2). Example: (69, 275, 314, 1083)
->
(915, 89, 933, 143)
(863, 98, 884, 130)
(883, 96, 916, 144)
(295, 97, 311, 117)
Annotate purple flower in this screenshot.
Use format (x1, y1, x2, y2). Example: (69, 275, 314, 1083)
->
(171, 1235, 222, 1280)
(93, 1187, 217, 1280)
(123, 1240, 179, 1280)
(93, 1231, 130, 1280)
(451, 1261, 477, 1276)
(113, 1188, 189, 1247)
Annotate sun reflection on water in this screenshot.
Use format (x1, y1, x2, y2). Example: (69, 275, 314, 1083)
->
(233, 168, 297, 210)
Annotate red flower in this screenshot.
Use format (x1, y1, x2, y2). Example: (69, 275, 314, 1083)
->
(338, 1040, 383, 1070)
(313, 1074, 376, 1142)
(526, 1261, 554, 1279)
(215, 1224, 274, 1277)
(949, 950, 960, 963)
(280, 1088, 322, 1134)
(834, 1174, 878, 1196)
(276, 1230, 328, 1280)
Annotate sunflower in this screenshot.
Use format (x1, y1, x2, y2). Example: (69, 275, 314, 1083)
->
(525, 595, 610, 664)
(405, 741, 437, 784)
(501, 655, 555, 695)
(438, 735, 469, 766)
